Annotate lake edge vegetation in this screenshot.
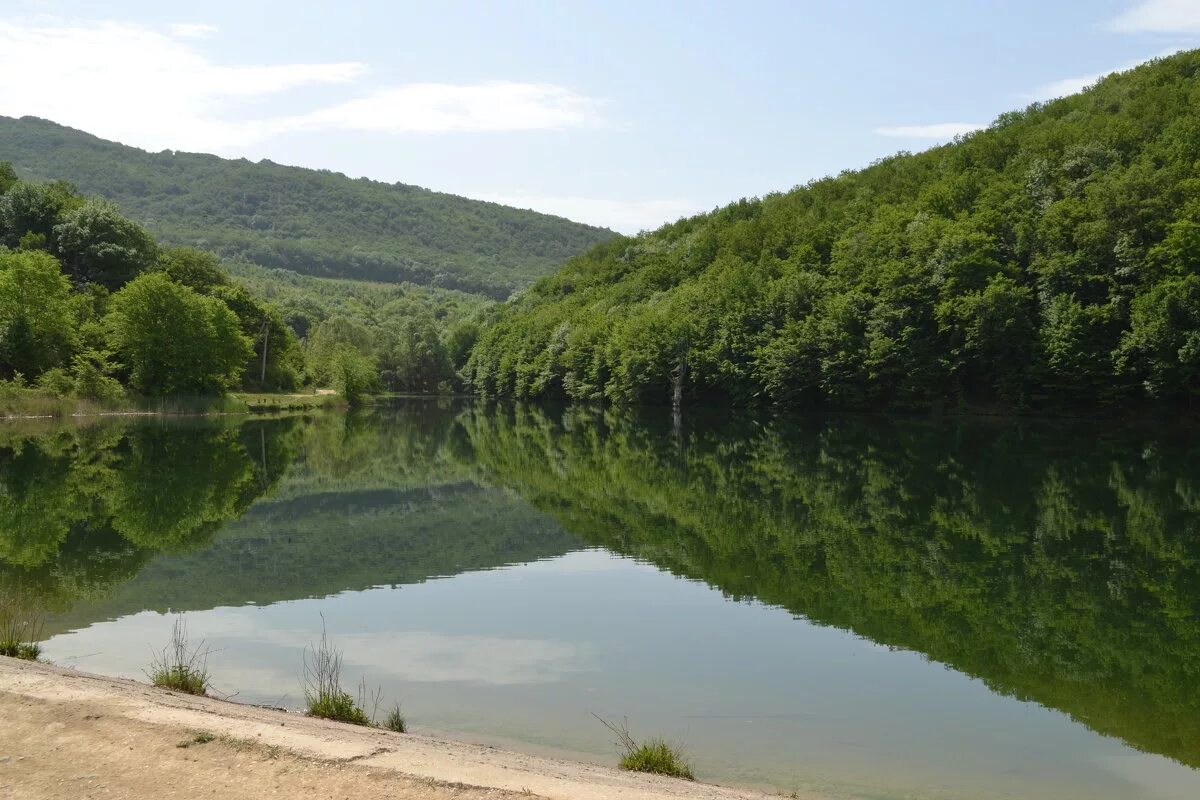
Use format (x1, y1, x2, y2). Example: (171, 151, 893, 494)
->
(593, 714, 695, 781)
(302, 619, 373, 726)
(147, 616, 211, 696)
(0, 165, 498, 408)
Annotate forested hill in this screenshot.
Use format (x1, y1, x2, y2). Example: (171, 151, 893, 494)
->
(0, 116, 615, 299)
(468, 50, 1200, 412)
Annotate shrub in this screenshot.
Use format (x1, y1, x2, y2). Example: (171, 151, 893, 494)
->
(35, 367, 74, 398)
(302, 619, 376, 726)
(593, 715, 694, 780)
(0, 605, 43, 661)
(383, 703, 407, 733)
(148, 617, 210, 695)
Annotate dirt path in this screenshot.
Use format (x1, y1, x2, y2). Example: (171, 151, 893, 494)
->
(0, 658, 800, 800)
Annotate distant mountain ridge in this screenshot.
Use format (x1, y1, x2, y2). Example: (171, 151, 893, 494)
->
(0, 116, 615, 298)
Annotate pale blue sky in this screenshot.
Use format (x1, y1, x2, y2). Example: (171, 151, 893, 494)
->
(2, 1, 1199, 231)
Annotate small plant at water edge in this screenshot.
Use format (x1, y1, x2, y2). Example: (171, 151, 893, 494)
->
(148, 616, 211, 695)
(383, 703, 407, 733)
(0, 604, 44, 661)
(592, 714, 694, 781)
(302, 618, 375, 726)
(0, 639, 41, 660)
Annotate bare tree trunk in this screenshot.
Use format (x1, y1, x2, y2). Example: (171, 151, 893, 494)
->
(670, 350, 687, 410)
(671, 348, 687, 446)
(260, 318, 270, 385)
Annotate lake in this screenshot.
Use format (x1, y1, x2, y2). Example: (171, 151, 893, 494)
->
(2, 401, 1199, 799)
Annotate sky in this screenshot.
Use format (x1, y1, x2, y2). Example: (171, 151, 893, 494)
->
(1, 1, 1199, 233)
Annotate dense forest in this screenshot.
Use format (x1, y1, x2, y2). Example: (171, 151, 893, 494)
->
(0, 166, 308, 399)
(0, 116, 615, 299)
(0, 169, 494, 402)
(468, 51, 1200, 412)
(228, 262, 489, 393)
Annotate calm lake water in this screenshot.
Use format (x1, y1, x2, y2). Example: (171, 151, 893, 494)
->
(2, 402, 1199, 799)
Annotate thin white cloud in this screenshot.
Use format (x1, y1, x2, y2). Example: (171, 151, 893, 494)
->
(168, 22, 218, 39)
(0, 19, 607, 154)
(1107, 0, 1200, 34)
(0, 20, 365, 151)
(1025, 73, 1103, 101)
(1024, 49, 1181, 101)
(467, 192, 700, 234)
(873, 122, 984, 139)
(287, 82, 602, 134)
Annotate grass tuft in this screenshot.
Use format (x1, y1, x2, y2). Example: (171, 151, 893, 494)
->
(302, 617, 374, 726)
(307, 689, 371, 726)
(0, 640, 41, 660)
(148, 616, 210, 695)
(0, 603, 43, 661)
(383, 703, 407, 733)
(177, 731, 216, 748)
(593, 714, 694, 781)
(619, 739, 695, 779)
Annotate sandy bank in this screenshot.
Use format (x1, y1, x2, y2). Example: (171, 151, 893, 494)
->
(0, 657, 801, 800)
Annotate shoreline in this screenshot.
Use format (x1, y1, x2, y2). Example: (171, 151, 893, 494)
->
(0, 391, 345, 422)
(0, 657, 798, 800)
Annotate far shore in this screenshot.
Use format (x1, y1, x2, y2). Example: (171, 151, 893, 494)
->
(0, 389, 346, 422)
(0, 657, 800, 800)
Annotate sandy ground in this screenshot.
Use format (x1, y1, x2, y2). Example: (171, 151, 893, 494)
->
(0, 657, 800, 800)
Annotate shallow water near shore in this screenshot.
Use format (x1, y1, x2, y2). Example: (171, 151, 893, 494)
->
(4, 401, 1200, 799)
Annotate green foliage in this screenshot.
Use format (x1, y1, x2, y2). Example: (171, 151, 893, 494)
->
(0, 171, 306, 397)
(594, 715, 694, 780)
(376, 316, 455, 393)
(0, 162, 17, 194)
(70, 349, 125, 402)
(53, 198, 158, 289)
(105, 273, 253, 395)
(327, 344, 377, 405)
(621, 741, 694, 780)
(468, 51, 1200, 411)
(0, 180, 81, 249)
(0, 116, 614, 298)
(34, 367, 73, 398)
(303, 622, 372, 726)
(0, 601, 42, 661)
(307, 690, 371, 726)
(0, 640, 40, 660)
(150, 665, 209, 694)
(148, 617, 210, 695)
(238, 264, 481, 393)
(226, 261, 489, 341)
(0, 250, 78, 378)
(157, 250, 303, 391)
(383, 704, 407, 733)
(1117, 275, 1200, 400)
(305, 317, 380, 401)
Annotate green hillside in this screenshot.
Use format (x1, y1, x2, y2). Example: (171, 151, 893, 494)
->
(0, 116, 615, 299)
(468, 51, 1200, 412)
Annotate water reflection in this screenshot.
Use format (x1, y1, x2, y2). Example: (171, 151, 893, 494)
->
(2, 404, 1198, 798)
